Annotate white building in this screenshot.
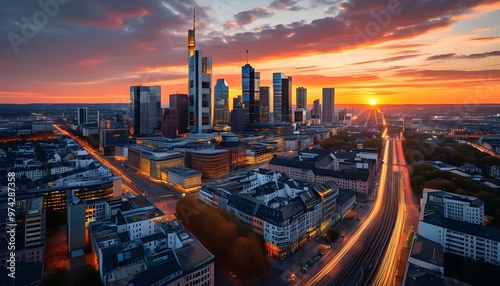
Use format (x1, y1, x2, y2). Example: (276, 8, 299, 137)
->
(199, 169, 339, 259)
(418, 189, 500, 266)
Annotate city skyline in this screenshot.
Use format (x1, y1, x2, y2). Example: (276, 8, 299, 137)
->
(0, 0, 499, 107)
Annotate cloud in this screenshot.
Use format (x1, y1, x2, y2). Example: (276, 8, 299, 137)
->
(225, 7, 274, 27)
(269, 0, 304, 11)
(352, 54, 422, 65)
(427, 53, 457, 60)
(427, 51, 500, 60)
(470, 36, 499, 41)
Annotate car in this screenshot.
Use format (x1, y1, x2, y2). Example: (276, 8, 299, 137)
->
(229, 271, 238, 279)
(301, 266, 308, 273)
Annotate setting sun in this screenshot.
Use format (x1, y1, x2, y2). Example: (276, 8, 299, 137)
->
(370, 99, 377, 106)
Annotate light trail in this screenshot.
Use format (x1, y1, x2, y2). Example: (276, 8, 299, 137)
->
(306, 136, 391, 285)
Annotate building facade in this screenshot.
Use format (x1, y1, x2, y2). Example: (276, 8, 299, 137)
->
(322, 88, 335, 123)
(259, 86, 270, 122)
(188, 16, 212, 133)
(273, 72, 285, 122)
(296, 87, 307, 109)
(214, 79, 230, 126)
(130, 86, 161, 136)
(199, 170, 339, 259)
(77, 107, 88, 126)
(242, 64, 260, 124)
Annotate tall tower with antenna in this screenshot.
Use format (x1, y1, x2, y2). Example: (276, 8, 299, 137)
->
(187, 8, 213, 133)
(188, 9, 195, 57)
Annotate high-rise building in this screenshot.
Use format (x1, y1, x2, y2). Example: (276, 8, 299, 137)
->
(130, 86, 161, 135)
(259, 86, 270, 122)
(312, 99, 321, 120)
(322, 88, 335, 123)
(188, 14, 212, 133)
(77, 107, 88, 126)
(281, 76, 293, 123)
(162, 94, 189, 137)
(242, 64, 260, 124)
(233, 95, 243, 109)
(214, 79, 229, 125)
(273, 72, 285, 122)
(296, 87, 307, 109)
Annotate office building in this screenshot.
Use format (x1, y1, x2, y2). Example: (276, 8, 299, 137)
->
(188, 14, 213, 133)
(130, 85, 161, 135)
(161, 166, 203, 193)
(214, 79, 230, 126)
(259, 86, 270, 122)
(127, 145, 184, 180)
(230, 107, 246, 133)
(163, 93, 189, 136)
(190, 149, 230, 179)
(296, 87, 307, 109)
(99, 128, 128, 155)
(273, 72, 286, 122)
(281, 76, 293, 122)
(77, 107, 88, 126)
(294, 109, 306, 124)
(322, 88, 335, 123)
(312, 99, 321, 121)
(242, 64, 260, 124)
(199, 169, 339, 259)
(233, 95, 243, 109)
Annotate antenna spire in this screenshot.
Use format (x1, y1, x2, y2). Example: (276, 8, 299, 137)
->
(193, 8, 196, 42)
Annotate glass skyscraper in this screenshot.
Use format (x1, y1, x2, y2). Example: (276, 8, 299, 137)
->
(322, 87, 335, 123)
(214, 79, 229, 125)
(242, 64, 260, 124)
(130, 85, 161, 135)
(273, 72, 285, 122)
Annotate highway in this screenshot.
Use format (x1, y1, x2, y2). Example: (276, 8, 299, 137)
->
(305, 136, 406, 286)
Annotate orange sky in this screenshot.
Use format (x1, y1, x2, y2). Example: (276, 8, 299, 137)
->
(0, 0, 499, 108)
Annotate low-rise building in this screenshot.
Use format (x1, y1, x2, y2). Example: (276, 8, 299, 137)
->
(161, 166, 202, 193)
(199, 169, 339, 259)
(190, 149, 230, 179)
(90, 218, 214, 286)
(128, 145, 184, 180)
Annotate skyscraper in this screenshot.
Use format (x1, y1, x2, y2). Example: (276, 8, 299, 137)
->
(130, 86, 161, 135)
(233, 95, 243, 109)
(259, 86, 270, 122)
(273, 72, 285, 122)
(77, 107, 88, 126)
(281, 76, 293, 123)
(322, 88, 335, 123)
(188, 12, 212, 133)
(296, 87, 307, 109)
(312, 99, 321, 119)
(162, 94, 189, 137)
(242, 64, 260, 124)
(214, 79, 229, 126)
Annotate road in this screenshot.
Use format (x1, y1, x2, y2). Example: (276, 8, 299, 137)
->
(54, 125, 179, 217)
(303, 136, 407, 286)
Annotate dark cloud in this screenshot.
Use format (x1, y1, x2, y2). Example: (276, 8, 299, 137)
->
(470, 36, 499, 41)
(225, 7, 274, 27)
(269, 0, 304, 11)
(427, 51, 500, 60)
(394, 69, 500, 81)
(427, 53, 457, 60)
(352, 54, 422, 65)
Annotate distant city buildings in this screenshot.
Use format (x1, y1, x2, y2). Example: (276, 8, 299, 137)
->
(213, 79, 230, 126)
(130, 85, 161, 136)
(322, 88, 335, 123)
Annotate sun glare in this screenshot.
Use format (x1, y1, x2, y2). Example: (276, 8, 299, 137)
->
(370, 99, 376, 106)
